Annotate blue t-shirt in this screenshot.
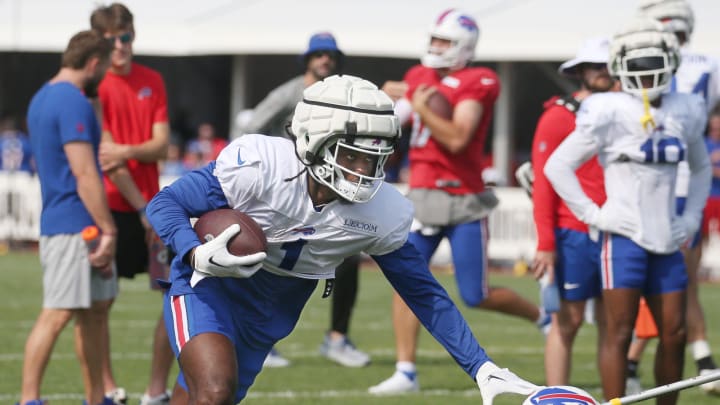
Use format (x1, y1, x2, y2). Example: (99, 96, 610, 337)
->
(0, 130, 34, 174)
(706, 138, 720, 197)
(27, 82, 102, 235)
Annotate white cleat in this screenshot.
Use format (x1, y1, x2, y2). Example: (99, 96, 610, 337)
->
(139, 390, 171, 405)
(105, 387, 127, 405)
(625, 376, 643, 395)
(699, 369, 720, 395)
(368, 370, 419, 395)
(263, 348, 290, 368)
(319, 335, 370, 367)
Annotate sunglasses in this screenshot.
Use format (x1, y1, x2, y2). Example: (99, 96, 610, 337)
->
(106, 32, 133, 45)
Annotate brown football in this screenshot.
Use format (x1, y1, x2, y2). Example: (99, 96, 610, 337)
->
(193, 209, 267, 256)
(426, 91, 453, 120)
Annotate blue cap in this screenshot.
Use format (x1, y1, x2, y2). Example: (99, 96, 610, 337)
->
(302, 32, 344, 59)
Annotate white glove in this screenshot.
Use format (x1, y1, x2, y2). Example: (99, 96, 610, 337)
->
(476, 361, 538, 405)
(514, 161, 534, 197)
(190, 224, 267, 287)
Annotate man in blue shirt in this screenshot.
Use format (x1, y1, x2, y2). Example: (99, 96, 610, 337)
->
(19, 30, 117, 405)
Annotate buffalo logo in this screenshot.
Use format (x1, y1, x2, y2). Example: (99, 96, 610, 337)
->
(524, 386, 597, 405)
(292, 227, 316, 236)
(371, 138, 382, 145)
(76, 122, 85, 133)
(138, 87, 153, 100)
(457, 15, 478, 32)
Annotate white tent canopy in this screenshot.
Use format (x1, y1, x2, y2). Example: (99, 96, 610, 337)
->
(1, 0, 718, 60)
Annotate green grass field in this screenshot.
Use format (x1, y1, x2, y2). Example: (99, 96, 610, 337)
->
(3, 251, 720, 404)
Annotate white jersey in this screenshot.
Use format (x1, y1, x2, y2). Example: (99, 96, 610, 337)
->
(544, 92, 711, 253)
(213, 134, 413, 279)
(672, 47, 720, 196)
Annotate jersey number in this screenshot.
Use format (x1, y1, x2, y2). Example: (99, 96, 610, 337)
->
(279, 239, 308, 271)
(640, 137, 685, 163)
(409, 113, 432, 148)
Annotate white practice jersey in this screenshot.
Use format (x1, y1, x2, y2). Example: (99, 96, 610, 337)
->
(673, 47, 720, 196)
(213, 135, 413, 279)
(545, 92, 711, 254)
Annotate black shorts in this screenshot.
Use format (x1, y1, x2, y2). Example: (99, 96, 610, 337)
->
(112, 210, 149, 279)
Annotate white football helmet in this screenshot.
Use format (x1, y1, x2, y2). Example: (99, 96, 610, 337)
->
(639, 0, 694, 41)
(291, 75, 400, 203)
(421, 9, 479, 71)
(609, 17, 680, 101)
(523, 386, 599, 405)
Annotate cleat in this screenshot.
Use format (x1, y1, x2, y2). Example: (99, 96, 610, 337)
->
(140, 390, 171, 405)
(105, 388, 127, 405)
(319, 334, 370, 367)
(369, 370, 419, 395)
(699, 369, 720, 395)
(626, 376, 643, 395)
(263, 348, 290, 368)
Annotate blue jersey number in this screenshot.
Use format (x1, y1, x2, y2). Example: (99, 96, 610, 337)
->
(640, 137, 685, 163)
(279, 239, 308, 270)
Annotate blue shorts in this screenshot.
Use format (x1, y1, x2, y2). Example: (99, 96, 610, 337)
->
(164, 270, 317, 402)
(676, 197, 702, 248)
(555, 228, 601, 301)
(600, 233, 687, 295)
(409, 219, 488, 307)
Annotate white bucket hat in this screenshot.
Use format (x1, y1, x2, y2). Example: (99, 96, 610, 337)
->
(558, 37, 610, 76)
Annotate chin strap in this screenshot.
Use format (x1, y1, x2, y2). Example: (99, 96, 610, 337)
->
(640, 88, 656, 132)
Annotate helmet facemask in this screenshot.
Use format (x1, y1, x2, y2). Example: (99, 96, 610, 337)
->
(310, 133, 394, 203)
(613, 47, 675, 101)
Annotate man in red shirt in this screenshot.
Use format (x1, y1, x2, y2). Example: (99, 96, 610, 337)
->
(90, 3, 171, 405)
(530, 37, 613, 385)
(370, 9, 545, 394)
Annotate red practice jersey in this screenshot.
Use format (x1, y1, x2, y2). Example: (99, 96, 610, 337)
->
(99, 62, 168, 212)
(531, 95, 606, 251)
(404, 65, 499, 195)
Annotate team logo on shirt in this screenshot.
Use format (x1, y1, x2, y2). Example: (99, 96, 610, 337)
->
(76, 123, 85, 133)
(292, 227, 316, 235)
(138, 87, 152, 100)
(342, 218, 378, 233)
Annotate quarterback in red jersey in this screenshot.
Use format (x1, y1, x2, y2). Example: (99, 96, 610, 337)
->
(530, 37, 612, 386)
(370, 9, 546, 395)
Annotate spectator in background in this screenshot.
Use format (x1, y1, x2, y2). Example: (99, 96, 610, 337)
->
(370, 9, 547, 395)
(21, 30, 116, 405)
(90, 3, 172, 405)
(160, 136, 189, 177)
(530, 37, 612, 386)
(239, 32, 371, 368)
(183, 122, 227, 169)
(0, 114, 35, 174)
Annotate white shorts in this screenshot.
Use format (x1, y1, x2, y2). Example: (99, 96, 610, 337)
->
(40, 233, 118, 309)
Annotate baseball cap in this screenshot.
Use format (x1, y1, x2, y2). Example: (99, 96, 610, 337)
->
(302, 32, 344, 59)
(558, 37, 610, 76)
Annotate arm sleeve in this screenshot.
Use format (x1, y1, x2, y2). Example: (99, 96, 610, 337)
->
(146, 163, 230, 262)
(531, 107, 574, 251)
(544, 128, 600, 224)
(372, 241, 491, 379)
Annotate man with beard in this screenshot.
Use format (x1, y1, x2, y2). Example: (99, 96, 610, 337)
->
(239, 32, 371, 369)
(20, 30, 116, 405)
(529, 37, 614, 385)
(89, 3, 171, 404)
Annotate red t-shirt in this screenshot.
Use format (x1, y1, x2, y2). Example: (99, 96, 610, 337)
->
(404, 65, 499, 195)
(99, 63, 168, 212)
(531, 96, 606, 251)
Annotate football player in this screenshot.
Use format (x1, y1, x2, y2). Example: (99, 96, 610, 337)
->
(145, 75, 538, 404)
(544, 17, 711, 405)
(626, 0, 720, 394)
(370, 9, 547, 395)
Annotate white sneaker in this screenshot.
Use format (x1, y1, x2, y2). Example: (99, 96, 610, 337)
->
(139, 390, 171, 405)
(319, 335, 370, 367)
(625, 376, 643, 395)
(699, 368, 720, 395)
(263, 348, 290, 368)
(105, 388, 128, 405)
(368, 370, 419, 395)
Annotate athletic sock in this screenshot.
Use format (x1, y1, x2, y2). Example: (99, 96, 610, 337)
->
(627, 360, 639, 378)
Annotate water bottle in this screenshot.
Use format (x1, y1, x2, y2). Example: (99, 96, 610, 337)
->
(82, 225, 105, 276)
(539, 273, 560, 313)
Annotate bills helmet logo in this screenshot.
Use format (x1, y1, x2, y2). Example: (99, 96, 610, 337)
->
(523, 386, 598, 405)
(457, 15, 478, 32)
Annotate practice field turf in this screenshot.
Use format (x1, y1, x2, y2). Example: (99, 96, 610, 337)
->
(3, 251, 720, 404)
